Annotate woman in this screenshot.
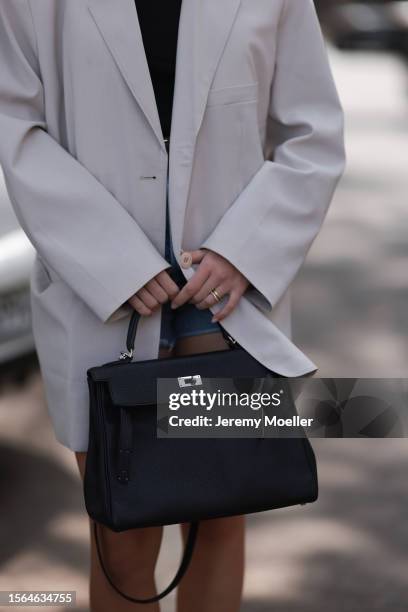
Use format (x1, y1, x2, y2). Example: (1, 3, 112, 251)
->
(0, 0, 345, 610)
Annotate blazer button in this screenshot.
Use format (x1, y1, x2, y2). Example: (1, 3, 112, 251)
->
(180, 251, 193, 268)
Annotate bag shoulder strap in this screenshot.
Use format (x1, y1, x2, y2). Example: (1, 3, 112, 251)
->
(93, 520, 199, 604)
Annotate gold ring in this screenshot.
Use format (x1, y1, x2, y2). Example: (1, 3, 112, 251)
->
(210, 288, 222, 303)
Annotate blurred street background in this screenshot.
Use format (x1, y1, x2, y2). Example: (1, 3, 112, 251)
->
(1, 3, 408, 610)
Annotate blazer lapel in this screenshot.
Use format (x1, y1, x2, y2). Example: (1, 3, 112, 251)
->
(169, 0, 242, 256)
(87, 0, 242, 255)
(87, 0, 165, 151)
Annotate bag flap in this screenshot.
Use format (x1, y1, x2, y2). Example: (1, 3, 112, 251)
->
(87, 348, 272, 407)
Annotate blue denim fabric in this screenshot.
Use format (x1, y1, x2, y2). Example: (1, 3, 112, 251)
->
(159, 180, 221, 350)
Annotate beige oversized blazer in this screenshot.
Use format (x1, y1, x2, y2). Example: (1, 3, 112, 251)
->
(0, 0, 346, 451)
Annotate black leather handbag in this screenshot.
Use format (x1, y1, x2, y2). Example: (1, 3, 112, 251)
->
(84, 310, 318, 604)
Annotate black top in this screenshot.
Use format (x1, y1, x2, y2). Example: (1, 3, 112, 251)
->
(134, 1, 183, 141)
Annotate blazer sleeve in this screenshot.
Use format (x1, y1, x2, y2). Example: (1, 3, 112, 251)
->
(0, 0, 170, 324)
(200, 0, 346, 313)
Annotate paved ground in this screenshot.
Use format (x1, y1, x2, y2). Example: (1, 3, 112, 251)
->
(0, 47, 407, 611)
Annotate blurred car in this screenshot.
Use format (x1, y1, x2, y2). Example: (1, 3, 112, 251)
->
(0, 170, 36, 364)
(315, 0, 408, 59)
(390, 0, 408, 56)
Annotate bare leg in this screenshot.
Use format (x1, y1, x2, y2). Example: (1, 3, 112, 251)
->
(74, 345, 173, 612)
(173, 332, 245, 612)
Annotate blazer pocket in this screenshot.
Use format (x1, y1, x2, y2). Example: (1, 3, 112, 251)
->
(206, 82, 258, 108)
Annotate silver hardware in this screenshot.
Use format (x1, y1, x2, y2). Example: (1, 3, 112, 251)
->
(119, 349, 133, 360)
(178, 375, 202, 388)
(220, 330, 238, 349)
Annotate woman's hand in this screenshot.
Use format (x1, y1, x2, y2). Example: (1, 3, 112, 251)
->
(128, 270, 179, 316)
(170, 249, 250, 322)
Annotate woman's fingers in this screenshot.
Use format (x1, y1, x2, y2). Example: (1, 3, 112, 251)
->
(128, 293, 152, 316)
(170, 265, 211, 309)
(189, 249, 208, 264)
(170, 248, 250, 316)
(129, 271, 181, 315)
(212, 290, 241, 322)
(129, 253, 249, 320)
(188, 269, 221, 304)
(195, 281, 230, 310)
(154, 270, 180, 300)
(135, 287, 160, 311)
(145, 276, 173, 304)
(192, 275, 225, 308)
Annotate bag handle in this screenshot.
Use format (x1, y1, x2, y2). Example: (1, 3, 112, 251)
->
(124, 310, 141, 358)
(121, 310, 239, 361)
(93, 519, 199, 604)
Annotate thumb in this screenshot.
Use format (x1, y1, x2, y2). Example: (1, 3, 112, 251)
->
(190, 249, 208, 264)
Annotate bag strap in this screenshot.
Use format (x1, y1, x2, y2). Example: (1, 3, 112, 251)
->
(125, 310, 141, 357)
(93, 519, 200, 604)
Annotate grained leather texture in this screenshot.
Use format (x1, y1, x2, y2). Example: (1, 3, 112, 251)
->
(83, 312, 318, 533)
(85, 381, 319, 532)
